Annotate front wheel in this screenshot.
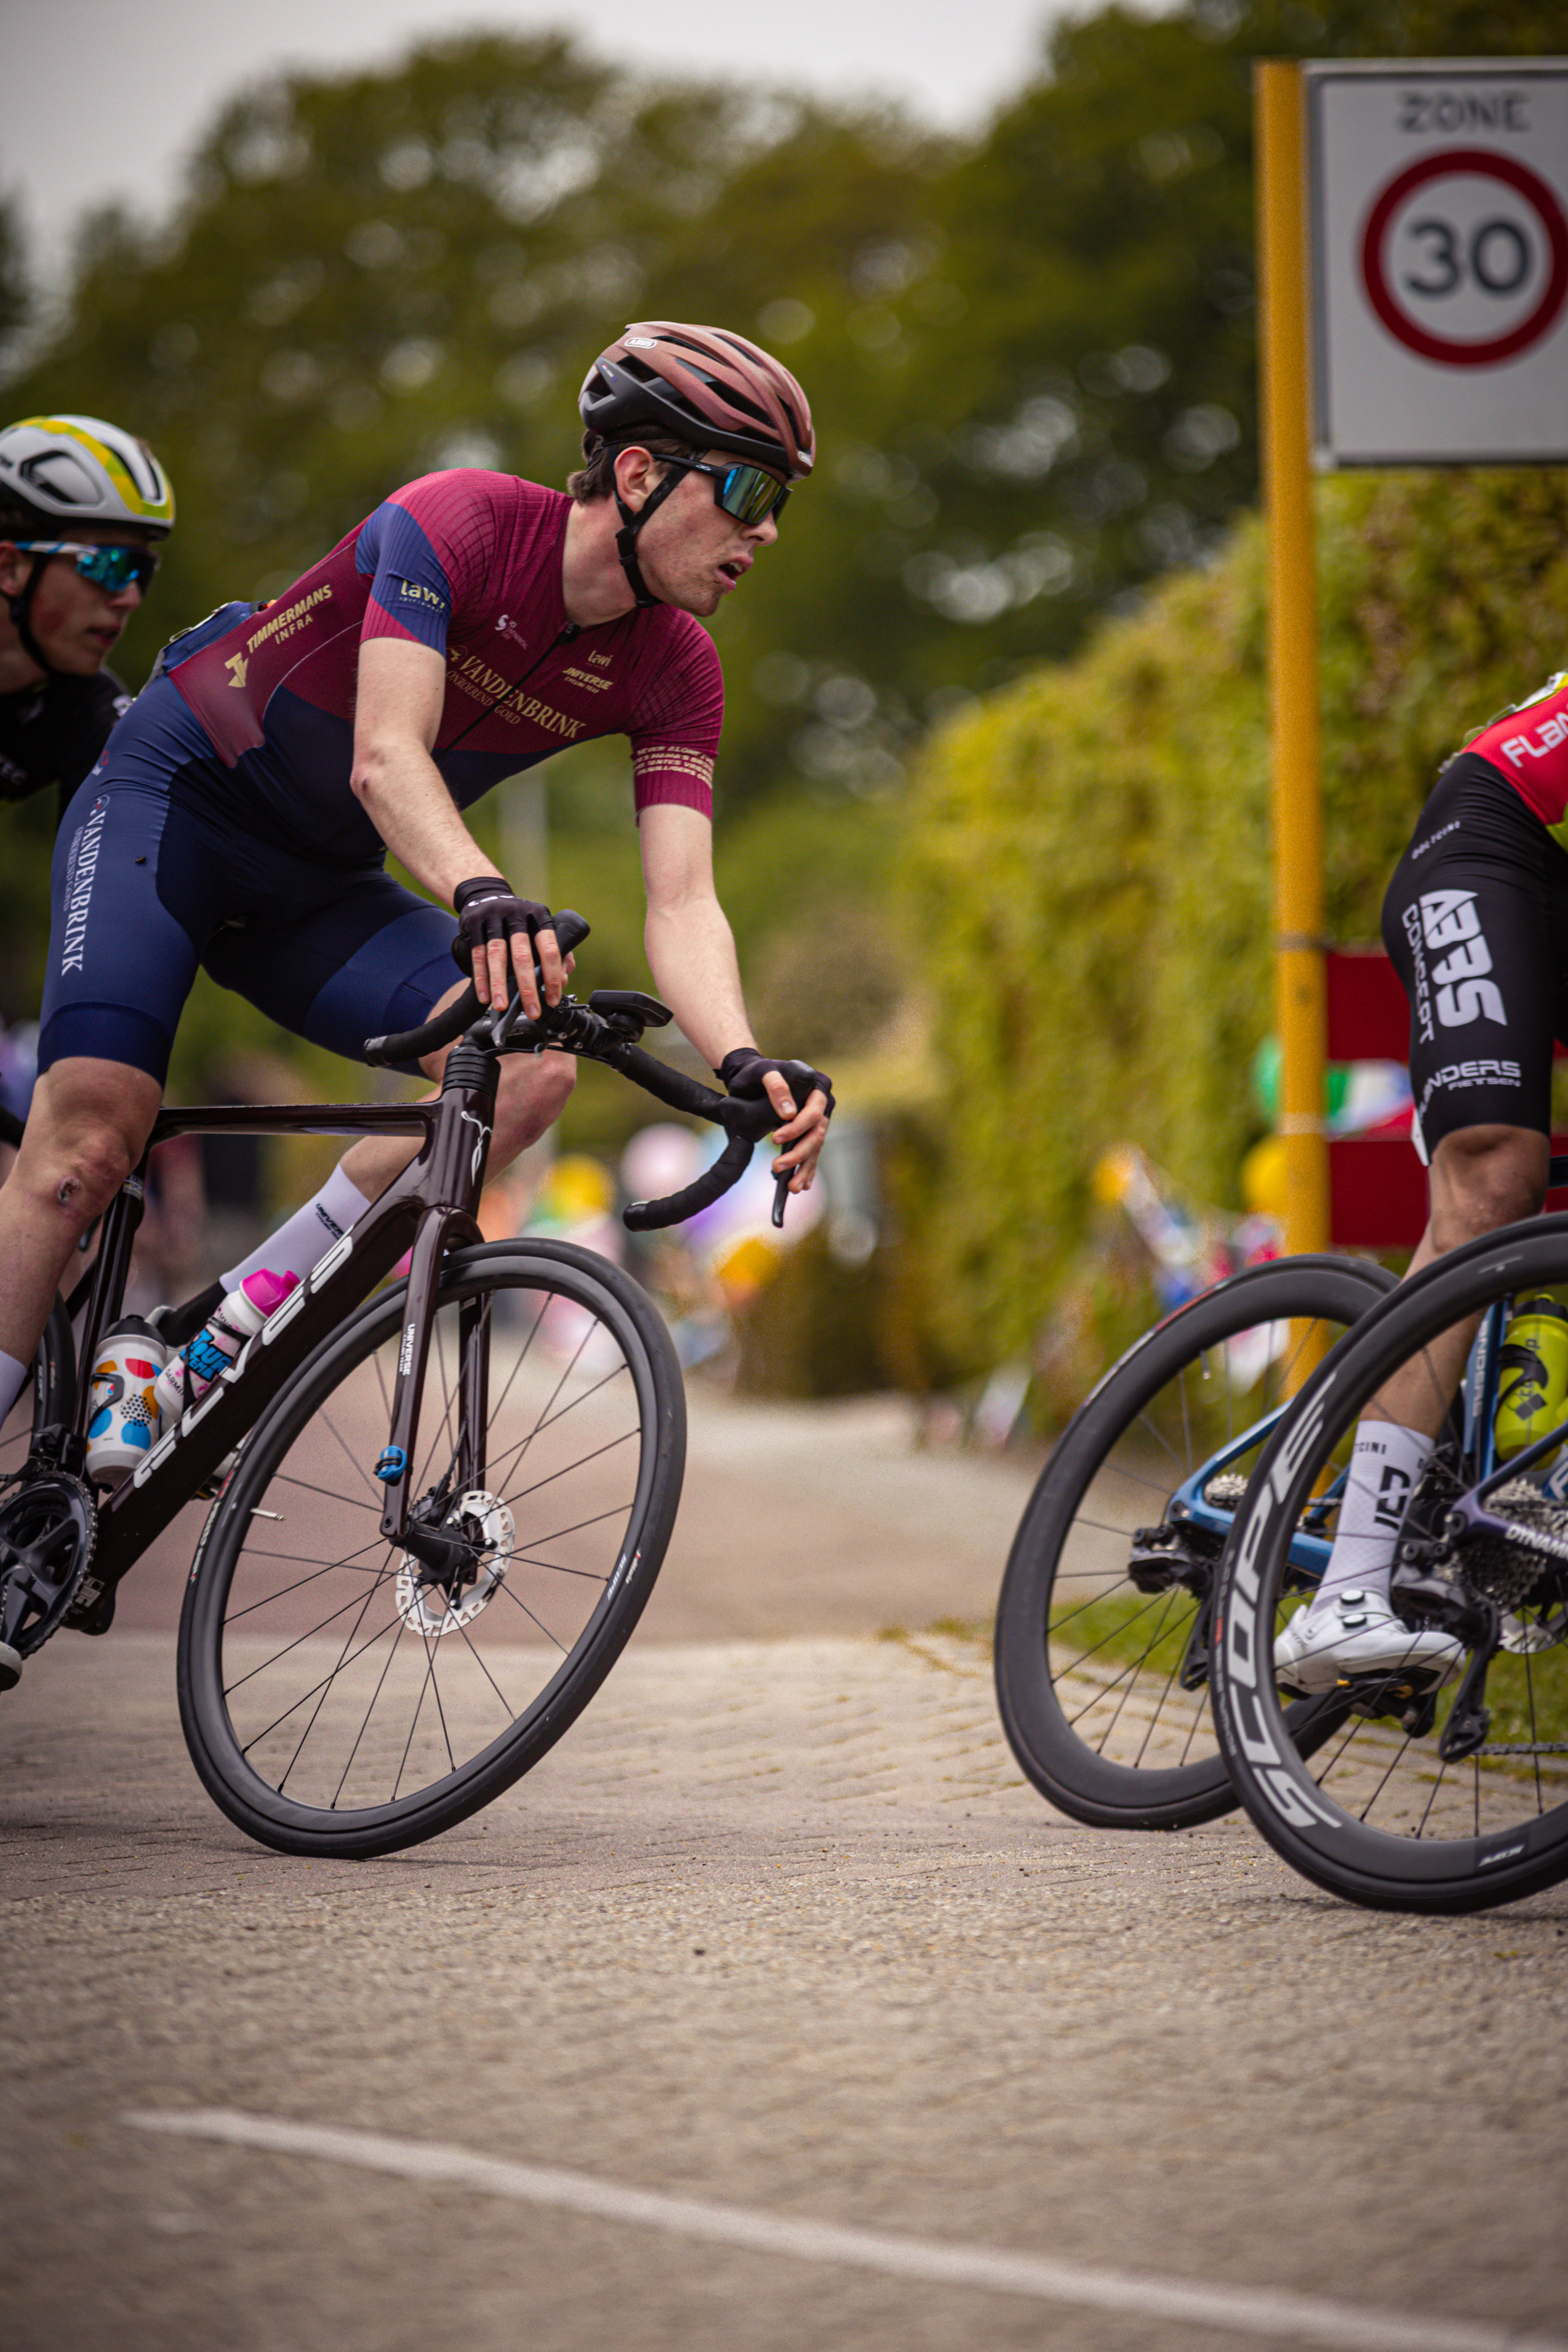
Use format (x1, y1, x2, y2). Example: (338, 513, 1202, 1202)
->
(995, 1255, 1395, 1831)
(176, 1240, 685, 1857)
(1213, 1215, 1568, 1913)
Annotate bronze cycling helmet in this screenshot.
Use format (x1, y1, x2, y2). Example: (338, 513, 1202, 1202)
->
(579, 323, 813, 609)
(579, 321, 815, 481)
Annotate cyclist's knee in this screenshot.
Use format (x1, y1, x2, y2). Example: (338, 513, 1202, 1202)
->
(1428, 1124, 1547, 1249)
(15, 1067, 159, 1231)
(494, 1047, 575, 1147)
(24, 1123, 134, 1229)
(536, 1050, 576, 1118)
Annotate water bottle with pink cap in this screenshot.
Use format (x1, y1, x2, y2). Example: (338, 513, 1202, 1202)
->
(152, 1268, 299, 1424)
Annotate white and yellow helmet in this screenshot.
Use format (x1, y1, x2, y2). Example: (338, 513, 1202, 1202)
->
(0, 413, 175, 536)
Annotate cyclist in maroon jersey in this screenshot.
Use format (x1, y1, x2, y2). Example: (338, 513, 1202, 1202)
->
(1276, 670, 1568, 1692)
(0, 325, 833, 1437)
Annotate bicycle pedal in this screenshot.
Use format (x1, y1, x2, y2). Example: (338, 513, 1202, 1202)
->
(1334, 1665, 1444, 1728)
(63, 1572, 116, 1636)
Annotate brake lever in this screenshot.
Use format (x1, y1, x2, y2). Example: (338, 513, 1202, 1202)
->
(772, 1171, 790, 1229)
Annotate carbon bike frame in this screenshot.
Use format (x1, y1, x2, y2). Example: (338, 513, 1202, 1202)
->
(56, 1038, 503, 1606)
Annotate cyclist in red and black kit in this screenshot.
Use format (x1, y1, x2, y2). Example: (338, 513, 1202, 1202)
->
(1276, 671, 1568, 1692)
(0, 325, 833, 1435)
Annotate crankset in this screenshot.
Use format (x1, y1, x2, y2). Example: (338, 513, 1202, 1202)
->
(0, 1473, 98, 1690)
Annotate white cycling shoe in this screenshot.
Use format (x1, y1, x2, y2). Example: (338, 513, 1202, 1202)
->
(1273, 1587, 1464, 1697)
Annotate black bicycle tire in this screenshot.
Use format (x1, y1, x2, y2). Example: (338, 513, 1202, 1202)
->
(1212, 1213, 1568, 1913)
(176, 1239, 685, 1858)
(995, 1254, 1396, 1831)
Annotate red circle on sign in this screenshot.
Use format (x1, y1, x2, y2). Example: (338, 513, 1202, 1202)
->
(1360, 147, 1568, 365)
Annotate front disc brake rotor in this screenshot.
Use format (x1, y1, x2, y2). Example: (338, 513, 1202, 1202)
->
(395, 1489, 514, 1636)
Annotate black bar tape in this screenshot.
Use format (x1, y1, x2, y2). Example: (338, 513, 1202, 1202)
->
(606, 1041, 728, 1120)
(624, 1129, 754, 1232)
(364, 984, 481, 1069)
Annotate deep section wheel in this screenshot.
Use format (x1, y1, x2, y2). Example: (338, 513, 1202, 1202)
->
(995, 1254, 1394, 1830)
(176, 1240, 684, 1857)
(1214, 1215, 1568, 1912)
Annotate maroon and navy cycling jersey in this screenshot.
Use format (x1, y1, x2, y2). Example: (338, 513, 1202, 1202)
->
(1464, 671, 1568, 845)
(35, 472, 728, 1086)
(158, 470, 723, 861)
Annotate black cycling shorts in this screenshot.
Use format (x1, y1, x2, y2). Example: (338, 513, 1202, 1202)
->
(38, 679, 458, 1085)
(1381, 753, 1568, 1156)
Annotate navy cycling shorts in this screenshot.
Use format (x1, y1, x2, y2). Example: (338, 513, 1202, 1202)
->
(1381, 753, 1568, 1155)
(40, 679, 458, 1084)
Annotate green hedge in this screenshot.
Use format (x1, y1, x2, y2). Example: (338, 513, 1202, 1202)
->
(902, 469, 1568, 1367)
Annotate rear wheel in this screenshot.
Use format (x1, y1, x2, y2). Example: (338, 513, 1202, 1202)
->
(995, 1255, 1394, 1831)
(177, 1240, 684, 1857)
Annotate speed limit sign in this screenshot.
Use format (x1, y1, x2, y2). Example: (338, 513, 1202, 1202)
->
(1309, 63, 1568, 463)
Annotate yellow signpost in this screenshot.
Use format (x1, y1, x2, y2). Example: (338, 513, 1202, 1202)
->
(1256, 60, 1330, 1265)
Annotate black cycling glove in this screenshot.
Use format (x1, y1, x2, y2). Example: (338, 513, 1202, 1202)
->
(717, 1048, 836, 1121)
(451, 875, 554, 974)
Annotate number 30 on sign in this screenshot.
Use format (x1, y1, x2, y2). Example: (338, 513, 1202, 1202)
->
(1308, 63, 1568, 465)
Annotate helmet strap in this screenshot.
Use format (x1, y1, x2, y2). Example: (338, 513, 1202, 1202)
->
(8, 554, 60, 678)
(612, 466, 687, 609)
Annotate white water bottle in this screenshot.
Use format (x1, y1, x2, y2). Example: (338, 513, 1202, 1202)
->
(85, 1320, 170, 1487)
(152, 1268, 299, 1422)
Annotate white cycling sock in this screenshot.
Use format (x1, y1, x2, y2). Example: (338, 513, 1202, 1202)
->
(0, 1347, 30, 1429)
(222, 1163, 374, 1294)
(1313, 1418, 1434, 1613)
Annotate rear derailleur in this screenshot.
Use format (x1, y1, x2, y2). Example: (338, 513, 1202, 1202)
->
(1127, 1515, 1221, 1692)
(1388, 1537, 1503, 1763)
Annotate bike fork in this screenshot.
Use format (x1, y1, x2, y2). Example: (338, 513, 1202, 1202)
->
(375, 1045, 495, 1570)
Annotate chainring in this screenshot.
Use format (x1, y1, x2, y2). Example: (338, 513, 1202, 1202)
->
(0, 1473, 98, 1661)
(395, 1489, 515, 1637)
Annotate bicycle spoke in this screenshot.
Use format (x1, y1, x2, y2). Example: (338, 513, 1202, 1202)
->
(331, 1613, 413, 1808)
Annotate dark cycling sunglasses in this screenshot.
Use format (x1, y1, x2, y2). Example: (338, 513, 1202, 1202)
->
(12, 540, 161, 593)
(662, 456, 791, 528)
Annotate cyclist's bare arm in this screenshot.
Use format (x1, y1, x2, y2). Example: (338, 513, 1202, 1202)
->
(638, 800, 829, 1190)
(350, 637, 564, 1012)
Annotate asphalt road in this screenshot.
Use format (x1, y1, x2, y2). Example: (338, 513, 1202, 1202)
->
(2, 1393, 1566, 2352)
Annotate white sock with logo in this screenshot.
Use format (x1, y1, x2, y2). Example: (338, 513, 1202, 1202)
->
(222, 1163, 374, 1294)
(0, 1347, 31, 1430)
(1312, 1419, 1434, 1614)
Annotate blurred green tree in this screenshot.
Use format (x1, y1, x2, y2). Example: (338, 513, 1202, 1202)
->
(904, 465, 1568, 1375)
(0, 194, 28, 369)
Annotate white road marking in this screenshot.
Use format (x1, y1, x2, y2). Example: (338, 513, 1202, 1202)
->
(125, 2108, 1563, 2352)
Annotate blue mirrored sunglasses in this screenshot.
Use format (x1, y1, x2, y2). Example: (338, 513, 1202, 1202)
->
(662, 456, 791, 528)
(13, 540, 161, 593)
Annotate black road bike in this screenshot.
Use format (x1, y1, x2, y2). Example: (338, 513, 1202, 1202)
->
(0, 913, 805, 1859)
